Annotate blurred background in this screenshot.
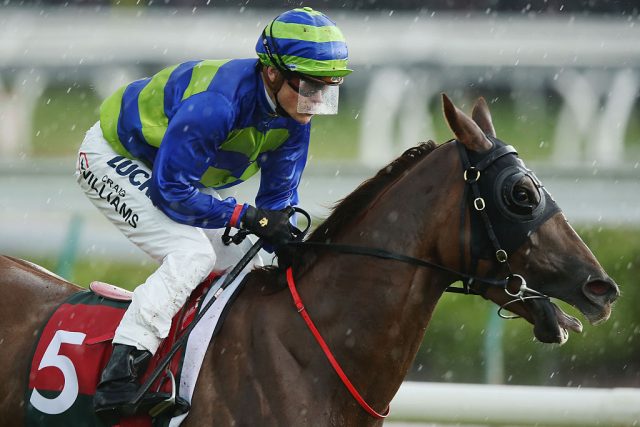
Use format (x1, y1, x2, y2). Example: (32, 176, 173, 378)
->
(1, 0, 639, 411)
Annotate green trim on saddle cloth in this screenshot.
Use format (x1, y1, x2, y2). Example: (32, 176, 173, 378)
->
(23, 295, 72, 427)
(24, 277, 243, 427)
(70, 288, 132, 309)
(26, 392, 110, 427)
(25, 290, 130, 427)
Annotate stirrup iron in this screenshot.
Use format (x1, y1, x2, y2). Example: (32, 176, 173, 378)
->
(148, 369, 178, 417)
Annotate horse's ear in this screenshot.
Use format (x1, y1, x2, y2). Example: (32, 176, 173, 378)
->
(471, 97, 496, 138)
(442, 93, 492, 152)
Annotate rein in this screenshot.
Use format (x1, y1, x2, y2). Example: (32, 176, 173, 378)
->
(287, 240, 546, 317)
(288, 140, 551, 305)
(288, 240, 510, 293)
(281, 139, 554, 419)
(285, 267, 389, 418)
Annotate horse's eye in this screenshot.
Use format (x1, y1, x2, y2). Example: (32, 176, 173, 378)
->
(498, 169, 546, 219)
(513, 187, 529, 203)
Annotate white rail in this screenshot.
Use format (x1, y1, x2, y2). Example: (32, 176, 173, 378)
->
(1, 9, 639, 164)
(1, 9, 639, 68)
(390, 382, 640, 426)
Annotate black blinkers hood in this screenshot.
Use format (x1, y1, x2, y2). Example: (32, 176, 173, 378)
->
(461, 136, 561, 260)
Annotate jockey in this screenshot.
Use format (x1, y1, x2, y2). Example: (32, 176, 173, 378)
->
(75, 7, 351, 418)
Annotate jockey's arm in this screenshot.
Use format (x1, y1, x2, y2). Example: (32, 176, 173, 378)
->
(255, 123, 311, 213)
(149, 92, 239, 229)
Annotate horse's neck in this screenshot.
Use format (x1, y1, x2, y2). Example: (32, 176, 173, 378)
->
(300, 150, 459, 411)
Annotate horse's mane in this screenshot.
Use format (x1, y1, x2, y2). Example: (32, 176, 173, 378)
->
(307, 140, 438, 243)
(251, 140, 439, 290)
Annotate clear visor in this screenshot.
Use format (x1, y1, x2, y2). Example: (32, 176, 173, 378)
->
(295, 79, 340, 115)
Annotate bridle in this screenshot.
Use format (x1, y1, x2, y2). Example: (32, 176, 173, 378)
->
(288, 138, 561, 317)
(454, 136, 559, 316)
(230, 138, 562, 419)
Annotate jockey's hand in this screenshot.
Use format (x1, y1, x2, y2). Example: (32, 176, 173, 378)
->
(242, 206, 294, 247)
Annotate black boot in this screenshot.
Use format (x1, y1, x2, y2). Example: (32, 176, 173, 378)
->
(94, 344, 153, 418)
(94, 344, 191, 421)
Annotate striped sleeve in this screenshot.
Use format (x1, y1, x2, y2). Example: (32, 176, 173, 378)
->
(149, 92, 238, 228)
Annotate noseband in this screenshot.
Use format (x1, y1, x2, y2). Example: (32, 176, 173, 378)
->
(288, 138, 560, 316)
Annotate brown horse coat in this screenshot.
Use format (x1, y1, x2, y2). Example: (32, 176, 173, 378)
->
(0, 95, 618, 427)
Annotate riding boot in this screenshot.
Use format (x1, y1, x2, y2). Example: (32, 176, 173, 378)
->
(94, 344, 153, 418)
(94, 344, 191, 421)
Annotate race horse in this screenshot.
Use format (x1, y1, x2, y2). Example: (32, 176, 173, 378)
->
(0, 94, 619, 426)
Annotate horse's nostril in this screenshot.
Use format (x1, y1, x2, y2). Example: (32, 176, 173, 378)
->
(586, 281, 610, 296)
(584, 279, 619, 301)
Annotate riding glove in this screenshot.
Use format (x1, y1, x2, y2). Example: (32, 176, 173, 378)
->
(241, 206, 294, 247)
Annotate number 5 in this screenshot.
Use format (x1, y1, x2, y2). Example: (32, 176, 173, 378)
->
(30, 330, 86, 415)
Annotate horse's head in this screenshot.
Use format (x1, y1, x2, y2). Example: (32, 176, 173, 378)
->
(442, 94, 619, 344)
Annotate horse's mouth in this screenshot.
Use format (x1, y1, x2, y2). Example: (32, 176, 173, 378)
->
(528, 298, 583, 344)
(517, 277, 618, 344)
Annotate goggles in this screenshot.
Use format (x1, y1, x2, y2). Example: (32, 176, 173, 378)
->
(286, 73, 342, 115)
(260, 26, 344, 116)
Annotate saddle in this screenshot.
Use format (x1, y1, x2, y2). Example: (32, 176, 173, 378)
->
(26, 270, 238, 427)
(89, 281, 134, 301)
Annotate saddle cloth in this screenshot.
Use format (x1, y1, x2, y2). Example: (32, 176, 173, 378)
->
(26, 271, 246, 427)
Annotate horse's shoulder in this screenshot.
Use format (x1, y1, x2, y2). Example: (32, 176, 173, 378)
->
(246, 267, 288, 296)
(219, 267, 289, 329)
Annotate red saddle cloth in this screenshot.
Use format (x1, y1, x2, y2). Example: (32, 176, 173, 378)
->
(26, 272, 221, 427)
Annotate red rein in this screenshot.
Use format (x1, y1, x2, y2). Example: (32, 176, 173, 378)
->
(285, 267, 389, 419)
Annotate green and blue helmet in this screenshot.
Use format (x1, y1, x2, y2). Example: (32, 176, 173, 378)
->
(256, 7, 352, 78)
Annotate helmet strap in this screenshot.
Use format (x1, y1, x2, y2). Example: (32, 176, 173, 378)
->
(274, 92, 292, 119)
(260, 66, 291, 118)
(262, 26, 291, 74)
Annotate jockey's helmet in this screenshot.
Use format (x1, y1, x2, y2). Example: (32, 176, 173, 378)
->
(256, 7, 351, 115)
(256, 7, 352, 78)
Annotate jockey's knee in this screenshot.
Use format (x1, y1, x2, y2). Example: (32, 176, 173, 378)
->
(166, 246, 216, 282)
(191, 247, 217, 276)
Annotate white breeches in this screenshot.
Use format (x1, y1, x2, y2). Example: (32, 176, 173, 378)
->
(75, 122, 262, 353)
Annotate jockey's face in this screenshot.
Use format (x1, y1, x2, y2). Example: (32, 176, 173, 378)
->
(264, 66, 341, 123)
(288, 74, 341, 116)
(279, 79, 315, 124)
(264, 66, 313, 125)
